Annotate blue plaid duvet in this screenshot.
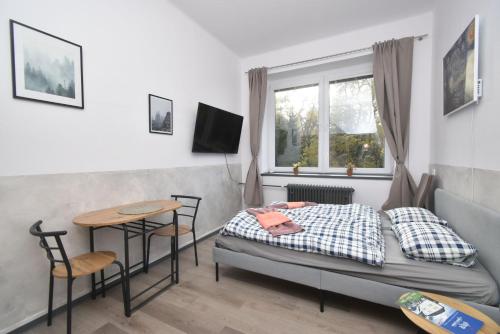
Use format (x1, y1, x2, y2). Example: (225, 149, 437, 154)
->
(220, 204, 385, 266)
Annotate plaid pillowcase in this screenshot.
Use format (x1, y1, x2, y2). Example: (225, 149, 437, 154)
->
(385, 207, 448, 226)
(391, 222, 477, 267)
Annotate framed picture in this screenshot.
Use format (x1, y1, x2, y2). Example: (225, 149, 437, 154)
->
(443, 15, 479, 116)
(149, 94, 173, 135)
(10, 20, 84, 109)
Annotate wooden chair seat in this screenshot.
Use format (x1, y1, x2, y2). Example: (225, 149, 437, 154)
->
(146, 195, 202, 271)
(153, 224, 192, 237)
(31, 220, 128, 333)
(52, 251, 117, 278)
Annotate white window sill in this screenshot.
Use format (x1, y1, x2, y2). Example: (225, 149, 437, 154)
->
(261, 171, 393, 181)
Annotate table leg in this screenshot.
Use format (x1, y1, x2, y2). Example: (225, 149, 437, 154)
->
(141, 219, 147, 273)
(123, 225, 131, 317)
(170, 236, 174, 284)
(174, 210, 179, 284)
(89, 227, 96, 300)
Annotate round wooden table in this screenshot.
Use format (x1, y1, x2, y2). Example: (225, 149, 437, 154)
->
(400, 292, 500, 334)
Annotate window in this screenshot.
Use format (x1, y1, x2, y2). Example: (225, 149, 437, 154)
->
(268, 67, 391, 175)
(274, 84, 318, 167)
(329, 76, 385, 169)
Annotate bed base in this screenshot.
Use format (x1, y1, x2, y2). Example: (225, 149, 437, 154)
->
(214, 248, 326, 312)
(213, 247, 500, 322)
(214, 189, 500, 322)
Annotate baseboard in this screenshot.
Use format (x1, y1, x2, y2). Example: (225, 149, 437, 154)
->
(6, 226, 222, 334)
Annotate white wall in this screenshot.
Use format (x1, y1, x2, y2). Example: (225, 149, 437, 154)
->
(0, 0, 243, 332)
(239, 12, 434, 209)
(430, 0, 500, 171)
(0, 0, 241, 177)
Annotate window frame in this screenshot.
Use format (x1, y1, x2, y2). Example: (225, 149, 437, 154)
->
(266, 65, 393, 175)
(267, 74, 322, 173)
(325, 72, 392, 175)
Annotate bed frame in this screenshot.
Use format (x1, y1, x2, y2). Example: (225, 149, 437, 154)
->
(213, 189, 500, 322)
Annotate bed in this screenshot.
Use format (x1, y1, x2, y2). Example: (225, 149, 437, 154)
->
(212, 189, 500, 322)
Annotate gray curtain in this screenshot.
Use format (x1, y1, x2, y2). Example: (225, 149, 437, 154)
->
(373, 37, 416, 209)
(244, 67, 267, 206)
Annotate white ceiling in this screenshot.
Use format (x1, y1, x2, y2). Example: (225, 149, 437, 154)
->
(169, 0, 436, 57)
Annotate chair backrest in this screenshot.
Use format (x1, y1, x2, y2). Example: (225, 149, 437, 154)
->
(413, 173, 434, 208)
(30, 220, 72, 276)
(171, 195, 202, 230)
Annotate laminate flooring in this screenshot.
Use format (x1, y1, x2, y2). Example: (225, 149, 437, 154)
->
(25, 236, 418, 334)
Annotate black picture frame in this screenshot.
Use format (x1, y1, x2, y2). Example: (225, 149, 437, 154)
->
(148, 94, 173, 135)
(10, 19, 84, 109)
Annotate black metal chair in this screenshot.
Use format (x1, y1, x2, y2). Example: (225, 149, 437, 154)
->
(30, 220, 128, 334)
(146, 195, 202, 272)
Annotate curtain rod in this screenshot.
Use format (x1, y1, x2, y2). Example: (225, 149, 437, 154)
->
(244, 34, 428, 74)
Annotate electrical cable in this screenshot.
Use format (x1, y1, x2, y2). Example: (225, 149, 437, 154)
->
(224, 153, 240, 184)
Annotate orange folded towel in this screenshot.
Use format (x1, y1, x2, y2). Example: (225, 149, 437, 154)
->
(246, 207, 303, 236)
(286, 201, 306, 209)
(255, 211, 291, 229)
(266, 201, 317, 210)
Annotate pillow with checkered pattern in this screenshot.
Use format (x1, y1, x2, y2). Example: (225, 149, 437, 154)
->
(391, 222, 477, 267)
(385, 207, 448, 226)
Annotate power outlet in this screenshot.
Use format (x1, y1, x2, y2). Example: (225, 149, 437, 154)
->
(431, 168, 437, 176)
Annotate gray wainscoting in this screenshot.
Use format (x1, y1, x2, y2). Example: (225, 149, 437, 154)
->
(0, 164, 242, 332)
(431, 164, 500, 212)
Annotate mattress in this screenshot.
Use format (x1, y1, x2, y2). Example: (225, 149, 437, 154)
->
(215, 217, 499, 306)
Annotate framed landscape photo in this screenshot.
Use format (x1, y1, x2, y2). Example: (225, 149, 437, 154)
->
(149, 94, 173, 135)
(443, 15, 479, 116)
(10, 20, 84, 109)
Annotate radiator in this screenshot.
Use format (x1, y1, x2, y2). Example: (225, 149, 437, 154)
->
(287, 184, 354, 204)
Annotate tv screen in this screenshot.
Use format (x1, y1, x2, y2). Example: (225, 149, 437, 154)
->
(192, 103, 243, 153)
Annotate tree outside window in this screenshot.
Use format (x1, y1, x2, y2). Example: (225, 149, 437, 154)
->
(274, 85, 319, 167)
(329, 76, 385, 169)
(272, 74, 387, 174)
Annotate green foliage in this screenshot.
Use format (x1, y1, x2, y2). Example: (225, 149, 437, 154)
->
(298, 107, 318, 167)
(330, 133, 384, 168)
(276, 128, 287, 155)
(299, 133, 318, 166)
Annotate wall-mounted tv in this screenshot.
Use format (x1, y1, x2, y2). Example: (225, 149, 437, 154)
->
(443, 15, 480, 116)
(192, 103, 243, 154)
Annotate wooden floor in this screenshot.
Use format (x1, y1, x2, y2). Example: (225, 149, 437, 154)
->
(26, 236, 419, 334)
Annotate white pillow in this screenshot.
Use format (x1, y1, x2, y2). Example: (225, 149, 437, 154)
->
(385, 207, 448, 226)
